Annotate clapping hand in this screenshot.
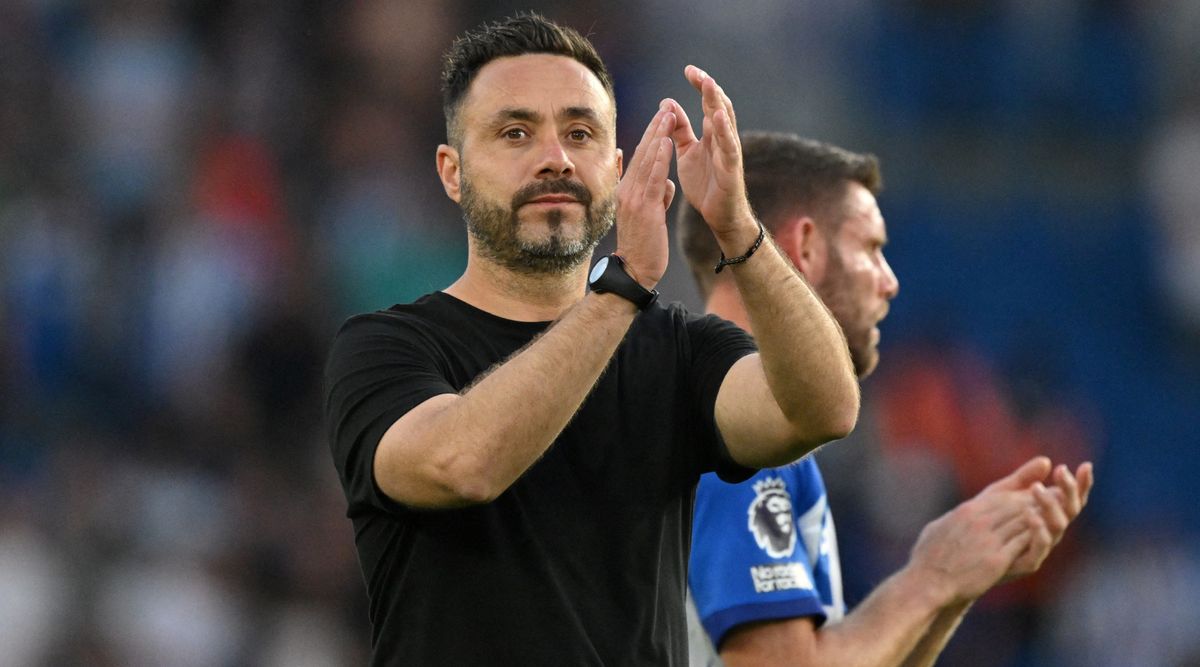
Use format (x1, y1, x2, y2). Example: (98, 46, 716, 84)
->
(662, 66, 757, 247)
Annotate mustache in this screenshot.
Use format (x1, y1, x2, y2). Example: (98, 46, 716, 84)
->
(511, 179, 592, 208)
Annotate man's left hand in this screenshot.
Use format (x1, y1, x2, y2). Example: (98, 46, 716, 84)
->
(665, 66, 756, 245)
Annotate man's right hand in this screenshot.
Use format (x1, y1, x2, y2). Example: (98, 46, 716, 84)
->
(1006, 459, 1094, 578)
(612, 106, 677, 291)
(906, 457, 1054, 605)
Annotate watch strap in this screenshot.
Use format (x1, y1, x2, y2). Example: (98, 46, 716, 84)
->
(589, 254, 659, 310)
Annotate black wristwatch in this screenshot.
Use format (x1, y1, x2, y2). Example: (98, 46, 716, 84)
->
(588, 254, 659, 310)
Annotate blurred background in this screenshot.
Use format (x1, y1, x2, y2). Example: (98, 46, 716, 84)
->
(1, 0, 1197, 665)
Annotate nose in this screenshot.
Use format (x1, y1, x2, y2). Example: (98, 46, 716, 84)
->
(535, 135, 574, 179)
(880, 254, 899, 300)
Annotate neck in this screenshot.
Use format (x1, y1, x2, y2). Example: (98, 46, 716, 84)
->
(705, 280, 752, 332)
(445, 249, 591, 322)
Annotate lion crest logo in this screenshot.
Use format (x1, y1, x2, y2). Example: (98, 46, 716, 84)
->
(747, 476, 796, 558)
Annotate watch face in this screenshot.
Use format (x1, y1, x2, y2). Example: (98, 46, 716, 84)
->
(589, 256, 610, 284)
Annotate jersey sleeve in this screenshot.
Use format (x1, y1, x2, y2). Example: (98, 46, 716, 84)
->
(682, 311, 758, 482)
(688, 467, 828, 649)
(324, 311, 456, 515)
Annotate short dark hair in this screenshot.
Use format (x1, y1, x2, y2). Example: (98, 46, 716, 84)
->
(677, 132, 882, 298)
(440, 13, 615, 145)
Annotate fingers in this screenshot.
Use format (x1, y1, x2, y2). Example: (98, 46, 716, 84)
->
(1051, 464, 1082, 519)
(635, 115, 672, 184)
(712, 77, 737, 135)
(1008, 507, 1054, 577)
(966, 487, 1037, 529)
(642, 137, 673, 205)
(1040, 461, 1094, 525)
(1004, 462, 1095, 581)
(684, 65, 737, 135)
(675, 65, 751, 229)
(712, 107, 741, 172)
(697, 69, 722, 126)
(625, 108, 672, 183)
(1076, 462, 1095, 506)
(684, 64, 706, 92)
(661, 98, 698, 152)
(1055, 462, 1094, 518)
(980, 508, 1041, 585)
(1033, 481, 1070, 541)
(623, 110, 675, 200)
(1027, 505, 1054, 558)
(910, 494, 1046, 601)
(993, 503, 1036, 542)
(613, 108, 675, 286)
(922, 459, 1093, 595)
(681, 66, 740, 155)
(986, 456, 1052, 492)
(995, 520, 1034, 569)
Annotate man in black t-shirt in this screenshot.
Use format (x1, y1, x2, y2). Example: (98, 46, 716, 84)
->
(325, 13, 861, 666)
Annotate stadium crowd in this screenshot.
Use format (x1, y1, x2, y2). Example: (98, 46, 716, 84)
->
(1, 1, 1197, 665)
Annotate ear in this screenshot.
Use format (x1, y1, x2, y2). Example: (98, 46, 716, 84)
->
(436, 144, 462, 203)
(776, 216, 827, 282)
(615, 147, 624, 180)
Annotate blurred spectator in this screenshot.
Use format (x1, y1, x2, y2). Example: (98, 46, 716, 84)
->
(0, 521, 70, 666)
(1144, 94, 1200, 356)
(143, 133, 291, 414)
(1045, 530, 1200, 667)
(70, 2, 199, 218)
(93, 557, 248, 667)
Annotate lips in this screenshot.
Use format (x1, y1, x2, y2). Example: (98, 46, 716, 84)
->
(526, 195, 580, 205)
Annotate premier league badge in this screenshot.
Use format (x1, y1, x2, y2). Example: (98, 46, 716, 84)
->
(747, 476, 796, 558)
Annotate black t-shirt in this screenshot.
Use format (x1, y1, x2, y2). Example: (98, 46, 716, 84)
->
(325, 292, 757, 666)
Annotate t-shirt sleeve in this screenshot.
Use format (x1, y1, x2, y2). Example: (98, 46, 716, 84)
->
(688, 469, 827, 649)
(324, 311, 456, 515)
(684, 311, 758, 482)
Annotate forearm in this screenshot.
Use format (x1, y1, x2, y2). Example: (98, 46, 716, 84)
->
(719, 219, 859, 460)
(898, 601, 972, 667)
(721, 566, 948, 667)
(806, 565, 953, 667)
(719, 560, 977, 667)
(727, 564, 948, 667)
(375, 291, 637, 507)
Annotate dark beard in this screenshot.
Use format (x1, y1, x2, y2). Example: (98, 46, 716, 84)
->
(461, 176, 615, 275)
(816, 247, 875, 379)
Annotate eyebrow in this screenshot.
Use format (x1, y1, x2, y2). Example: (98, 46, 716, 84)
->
(486, 106, 606, 130)
(489, 107, 542, 127)
(560, 106, 603, 125)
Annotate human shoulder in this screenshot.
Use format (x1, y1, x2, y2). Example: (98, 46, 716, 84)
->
(326, 293, 450, 353)
(334, 291, 540, 341)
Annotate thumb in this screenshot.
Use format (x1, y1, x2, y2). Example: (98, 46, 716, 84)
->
(986, 456, 1052, 492)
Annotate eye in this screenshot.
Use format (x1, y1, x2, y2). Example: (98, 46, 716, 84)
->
(568, 128, 591, 142)
(503, 127, 529, 140)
